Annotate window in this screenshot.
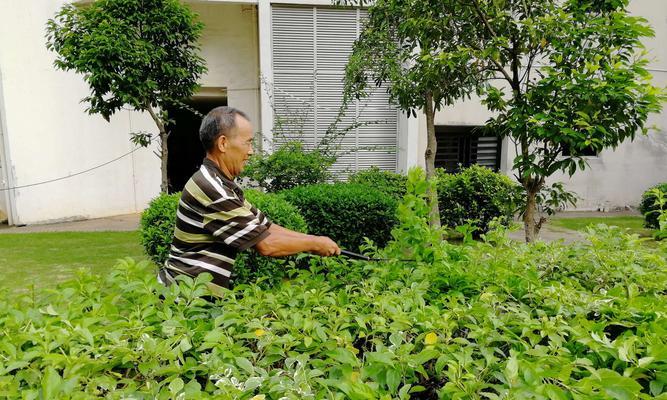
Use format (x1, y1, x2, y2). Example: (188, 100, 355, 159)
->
(435, 126, 501, 171)
(271, 6, 398, 175)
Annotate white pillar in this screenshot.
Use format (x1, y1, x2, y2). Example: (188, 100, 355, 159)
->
(397, 110, 420, 173)
(257, 0, 274, 152)
(0, 68, 16, 225)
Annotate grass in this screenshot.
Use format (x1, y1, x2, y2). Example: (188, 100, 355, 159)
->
(0, 231, 148, 293)
(550, 216, 655, 237)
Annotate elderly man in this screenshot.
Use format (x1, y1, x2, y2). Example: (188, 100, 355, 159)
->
(159, 106, 340, 292)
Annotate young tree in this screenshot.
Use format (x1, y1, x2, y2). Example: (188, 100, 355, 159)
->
(341, 0, 485, 228)
(46, 0, 207, 193)
(469, 0, 665, 241)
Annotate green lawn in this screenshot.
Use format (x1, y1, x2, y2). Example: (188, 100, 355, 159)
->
(550, 215, 655, 237)
(0, 231, 147, 293)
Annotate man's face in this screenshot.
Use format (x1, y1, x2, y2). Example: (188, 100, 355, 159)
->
(219, 115, 254, 178)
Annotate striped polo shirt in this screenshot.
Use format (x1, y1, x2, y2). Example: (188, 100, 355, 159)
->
(163, 158, 272, 289)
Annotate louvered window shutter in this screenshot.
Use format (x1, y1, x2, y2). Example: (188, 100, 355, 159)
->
(475, 136, 501, 169)
(435, 126, 502, 171)
(271, 6, 398, 176)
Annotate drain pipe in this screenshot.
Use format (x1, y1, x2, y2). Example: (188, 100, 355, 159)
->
(0, 67, 17, 226)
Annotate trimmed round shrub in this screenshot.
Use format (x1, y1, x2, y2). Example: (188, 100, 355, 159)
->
(234, 189, 308, 286)
(281, 183, 398, 251)
(348, 166, 407, 200)
(139, 190, 307, 287)
(436, 165, 520, 234)
(140, 192, 180, 265)
(639, 183, 667, 229)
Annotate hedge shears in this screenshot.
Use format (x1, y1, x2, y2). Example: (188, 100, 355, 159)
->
(340, 249, 417, 263)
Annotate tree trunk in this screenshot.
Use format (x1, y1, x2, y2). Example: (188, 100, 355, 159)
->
(159, 131, 169, 193)
(424, 92, 441, 229)
(146, 104, 170, 193)
(523, 188, 538, 242)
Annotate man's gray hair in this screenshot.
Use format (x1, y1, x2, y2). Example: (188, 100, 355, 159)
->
(199, 106, 249, 152)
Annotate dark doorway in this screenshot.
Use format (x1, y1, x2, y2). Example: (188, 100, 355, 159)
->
(166, 97, 227, 193)
(435, 125, 502, 172)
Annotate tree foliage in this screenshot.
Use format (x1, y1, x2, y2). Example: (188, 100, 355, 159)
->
(45, 0, 207, 192)
(341, 0, 486, 227)
(473, 0, 666, 240)
(343, 0, 665, 240)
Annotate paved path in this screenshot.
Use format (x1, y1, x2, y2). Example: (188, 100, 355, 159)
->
(0, 210, 642, 243)
(507, 210, 642, 243)
(0, 213, 141, 233)
(507, 222, 584, 243)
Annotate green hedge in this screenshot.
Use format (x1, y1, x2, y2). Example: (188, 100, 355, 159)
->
(348, 165, 519, 235)
(436, 165, 520, 234)
(639, 183, 667, 229)
(139, 190, 307, 287)
(2, 167, 667, 398)
(348, 166, 407, 200)
(139, 193, 180, 266)
(281, 183, 398, 251)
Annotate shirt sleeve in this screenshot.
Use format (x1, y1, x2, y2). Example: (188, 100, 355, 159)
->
(199, 195, 272, 251)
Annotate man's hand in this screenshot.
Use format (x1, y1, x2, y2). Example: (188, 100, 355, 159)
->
(255, 224, 341, 257)
(313, 236, 341, 256)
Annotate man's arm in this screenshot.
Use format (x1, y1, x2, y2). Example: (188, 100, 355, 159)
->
(254, 224, 341, 257)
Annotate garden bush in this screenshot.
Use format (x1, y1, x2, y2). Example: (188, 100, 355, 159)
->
(1, 168, 666, 399)
(639, 182, 667, 229)
(281, 183, 398, 251)
(348, 166, 407, 200)
(436, 164, 521, 234)
(139, 190, 307, 287)
(242, 141, 334, 192)
(139, 192, 180, 265)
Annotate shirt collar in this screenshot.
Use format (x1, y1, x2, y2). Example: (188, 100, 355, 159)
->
(202, 158, 241, 192)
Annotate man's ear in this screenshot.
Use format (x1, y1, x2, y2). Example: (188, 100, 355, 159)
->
(216, 134, 227, 153)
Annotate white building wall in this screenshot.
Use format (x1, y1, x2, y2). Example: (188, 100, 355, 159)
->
(0, 85, 9, 223)
(0, 1, 159, 225)
(192, 3, 260, 129)
(0, 1, 262, 225)
(1, 0, 662, 223)
(535, 0, 667, 210)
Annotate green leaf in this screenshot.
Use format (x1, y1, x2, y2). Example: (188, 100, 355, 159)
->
(326, 348, 360, 366)
(235, 357, 255, 374)
(244, 377, 263, 391)
(169, 377, 184, 394)
(650, 380, 664, 397)
(386, 369, 401, 393)
(41, 367, 62, 399)
(180, 337, 192, 352)
(543, 384, 569, 400)
(411, 349, 439, 365)
(505, 356, 519, 385)
(40, 304, 59, 316)
(595, 369, 642, 400)
(203, 329, 225, 343)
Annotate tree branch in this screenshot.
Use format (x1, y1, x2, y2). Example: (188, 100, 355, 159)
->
(468, 0, 515, 85)
(145, 102, 167, 137)
(467, 42, 514, 85)
(520, 48, 538, 88)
